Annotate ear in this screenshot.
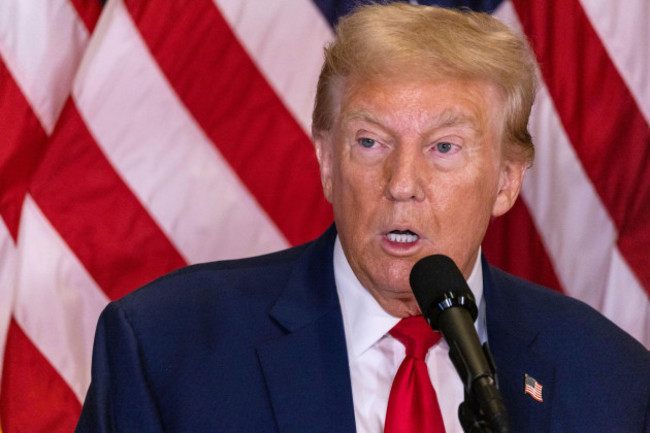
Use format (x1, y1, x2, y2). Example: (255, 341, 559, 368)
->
(313, 132, 334, 204)
(491, 159, 527, 217)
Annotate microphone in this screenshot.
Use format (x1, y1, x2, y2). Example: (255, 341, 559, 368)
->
(410, 254, 509, 433)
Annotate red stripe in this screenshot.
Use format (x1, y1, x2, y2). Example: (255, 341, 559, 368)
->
(29, 99, 187, 300)
(512, 0, 650, 294)
(68, 0, 103, 33)
(0, 58, 49, 240)
(124, 0, 333, 246)
(483, 199, 563, 293)
(0, 319, 81, 433)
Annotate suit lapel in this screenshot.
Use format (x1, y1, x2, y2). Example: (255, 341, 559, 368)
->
(256, 226, 356, 433)
(487, 319, 556, 432)
(483, 259, 556, 432)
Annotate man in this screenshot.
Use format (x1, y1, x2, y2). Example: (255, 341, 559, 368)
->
(77, 3, 650, 432)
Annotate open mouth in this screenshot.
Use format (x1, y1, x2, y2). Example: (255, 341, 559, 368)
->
(386, 230, 419, 243)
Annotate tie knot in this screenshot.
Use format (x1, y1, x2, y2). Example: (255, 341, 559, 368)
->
(389, 316, 441, 360)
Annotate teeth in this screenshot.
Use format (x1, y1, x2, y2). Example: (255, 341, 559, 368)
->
(387, 232, 419, 243)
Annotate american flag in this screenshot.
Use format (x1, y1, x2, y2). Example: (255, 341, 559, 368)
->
(0, 0, 647, 430)
(524, 374, 544, 402)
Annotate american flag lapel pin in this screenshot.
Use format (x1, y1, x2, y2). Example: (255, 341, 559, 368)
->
(524, 374, 543, 402)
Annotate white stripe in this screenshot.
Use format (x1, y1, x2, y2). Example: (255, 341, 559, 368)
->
(0, 0, 90, 133)
(0, 224, 17, 384)
(524, 81, 617, 302)
(215, 0, 334, 134)
(579, 0, 650, 125)
(13, 196, 110, 402)
(496, 2, 650, 348)
(73, 0, 289, 265)
(0, 0, 97, 398)
(601, 250, 650, 344)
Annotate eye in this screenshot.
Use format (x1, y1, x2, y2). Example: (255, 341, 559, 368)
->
(436, 142, 454, 153)
(358, 137, 376, 148)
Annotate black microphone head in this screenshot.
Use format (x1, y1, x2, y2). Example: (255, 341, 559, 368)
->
(410, 254, 478, 330)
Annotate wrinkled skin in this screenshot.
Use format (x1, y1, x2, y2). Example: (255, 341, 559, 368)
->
(314, 77, 527, 317)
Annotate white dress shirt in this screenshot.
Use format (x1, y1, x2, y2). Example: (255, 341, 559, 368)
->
(333, 237, 487, 433)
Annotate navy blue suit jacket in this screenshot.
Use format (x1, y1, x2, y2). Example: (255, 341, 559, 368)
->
(77, 226, 650, 432)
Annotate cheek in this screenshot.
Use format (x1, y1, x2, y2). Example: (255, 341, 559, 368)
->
(333, 154, 384, 203)
(441, 165, 498, 203)
(437, 166, 500, 235)
(472, 180, 500, 223)
(330, 164, 365, 227)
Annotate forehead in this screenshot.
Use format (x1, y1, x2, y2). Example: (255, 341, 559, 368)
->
(336, 77, 504, 136)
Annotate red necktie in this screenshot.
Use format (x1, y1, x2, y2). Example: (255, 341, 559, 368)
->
(385, 316, 446, 433)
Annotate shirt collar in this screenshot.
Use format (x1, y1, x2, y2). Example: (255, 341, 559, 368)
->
(334, 236, 486, 362)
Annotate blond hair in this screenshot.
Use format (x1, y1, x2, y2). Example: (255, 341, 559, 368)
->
(312, 2, 537, 164)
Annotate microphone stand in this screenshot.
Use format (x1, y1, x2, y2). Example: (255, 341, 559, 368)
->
(408, 255, 510, 432)
(451, 342, 510, 433)
(459, 398, 492, 433)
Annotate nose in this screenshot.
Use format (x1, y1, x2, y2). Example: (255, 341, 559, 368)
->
(385, 145, 426, 202)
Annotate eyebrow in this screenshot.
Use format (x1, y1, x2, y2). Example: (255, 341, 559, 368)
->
(340, 109, 382, 127)
(433, 109, 481, 130)
(341, 108, 481, 132)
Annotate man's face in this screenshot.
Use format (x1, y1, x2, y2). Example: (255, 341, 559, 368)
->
(314, 77, 526, 316)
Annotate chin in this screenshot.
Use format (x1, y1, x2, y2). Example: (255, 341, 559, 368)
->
(378, 273, 413, 298)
